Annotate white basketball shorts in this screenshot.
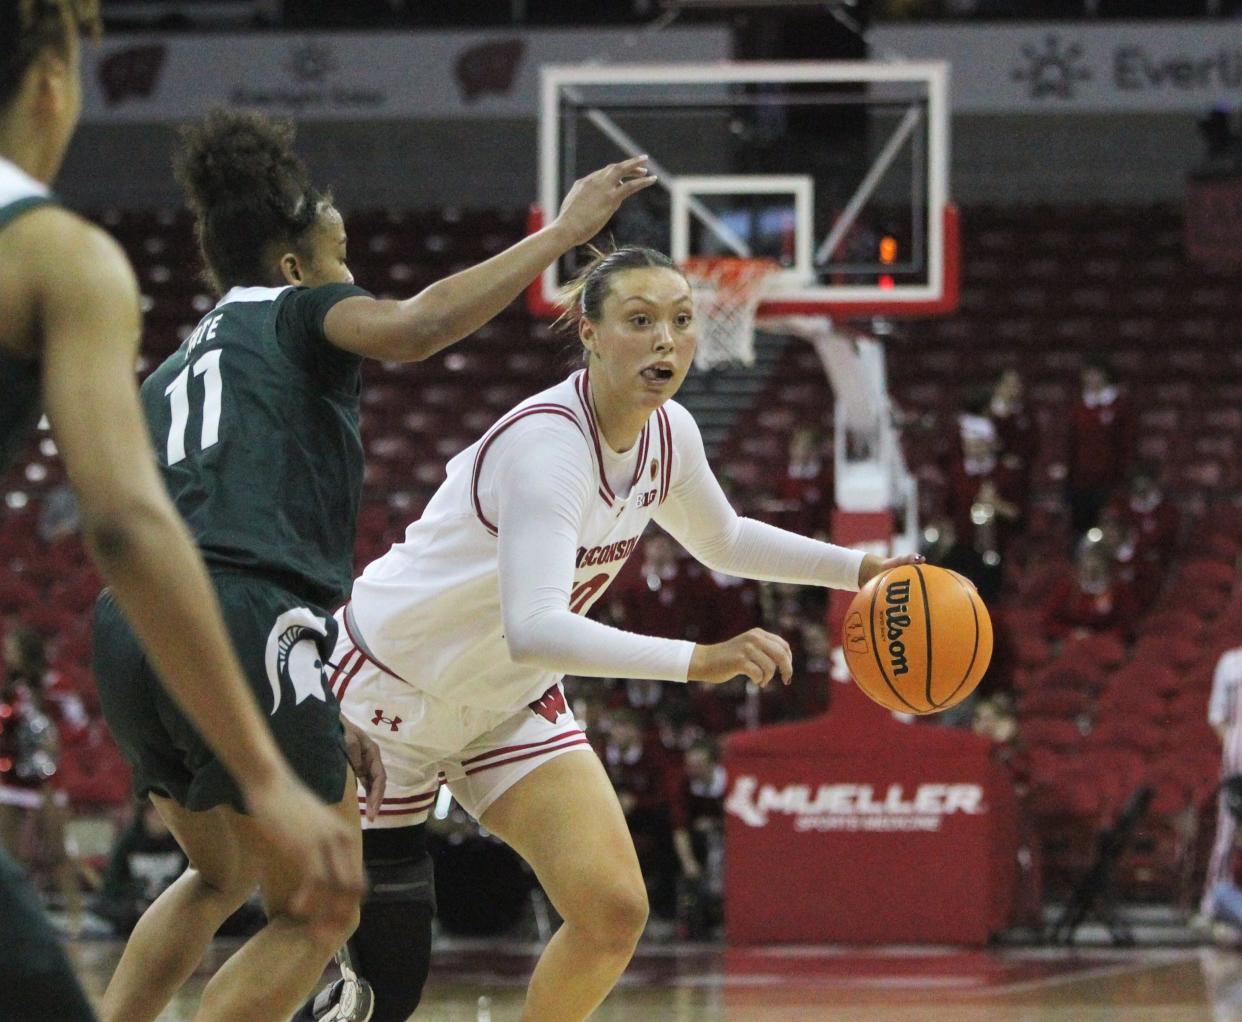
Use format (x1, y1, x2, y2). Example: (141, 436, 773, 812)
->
(327, 612, 591, 828)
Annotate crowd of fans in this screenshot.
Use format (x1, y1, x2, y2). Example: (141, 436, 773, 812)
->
(0, 2, 1233, 959)
(0, 342, 1225, 941)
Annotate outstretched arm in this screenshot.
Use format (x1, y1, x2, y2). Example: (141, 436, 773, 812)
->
(653, 411, 870, 589)
(654, 410, 917, 590)
(322, 156, 656, 363)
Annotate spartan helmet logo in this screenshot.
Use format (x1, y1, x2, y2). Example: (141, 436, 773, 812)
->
(265, 608, 331, 715)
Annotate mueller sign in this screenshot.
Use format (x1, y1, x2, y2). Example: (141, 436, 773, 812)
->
(726, 775, 984, 833)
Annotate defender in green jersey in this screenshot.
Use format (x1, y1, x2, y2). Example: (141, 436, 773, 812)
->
(92, 106, 655, 1022)
(96, 279, 373, 814)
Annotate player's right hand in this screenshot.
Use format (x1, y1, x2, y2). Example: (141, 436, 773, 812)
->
(244, 769, 364, 934)
(553, 155, 658, 246)
(688, 628, 793, 687)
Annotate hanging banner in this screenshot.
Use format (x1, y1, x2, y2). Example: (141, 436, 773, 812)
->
(872, 20, 1242, 113)
(80, 27, 730, 123)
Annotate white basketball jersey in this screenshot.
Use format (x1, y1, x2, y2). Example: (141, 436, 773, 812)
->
(348, 370, 678, 713)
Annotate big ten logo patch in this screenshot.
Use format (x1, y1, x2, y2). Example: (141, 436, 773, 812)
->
(528, 685, 567, 724)
(636, 488, 658, 508)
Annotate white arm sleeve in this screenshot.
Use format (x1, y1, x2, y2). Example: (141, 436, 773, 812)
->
(491, 421, 695, 682)
(654, 404, 866, 592)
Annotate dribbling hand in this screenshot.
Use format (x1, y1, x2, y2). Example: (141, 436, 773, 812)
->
(553, 155, 658, 247)
(858, 552, 926, 589)
(244, 770, 365, 939)
(688, 627, 794, 687)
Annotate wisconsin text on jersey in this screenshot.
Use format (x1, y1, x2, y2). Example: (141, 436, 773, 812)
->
(576, 536, 641, 569)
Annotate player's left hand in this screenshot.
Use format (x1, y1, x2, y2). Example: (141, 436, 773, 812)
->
(343, 718, 387, 822)
(553, 155, 658, 246)
(857, 553, 926, 589)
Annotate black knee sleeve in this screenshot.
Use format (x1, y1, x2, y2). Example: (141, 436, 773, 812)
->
(351, 825, 435, 1022)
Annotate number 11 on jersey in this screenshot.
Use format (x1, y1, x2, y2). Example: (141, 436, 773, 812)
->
(165, 350, 223, 466)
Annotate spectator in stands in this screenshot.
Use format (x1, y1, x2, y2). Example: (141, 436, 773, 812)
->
(1095, 506, 1158, 611)
(0, 625, 80, 934)
(1110, 469, 1179, 587)
(613, 533, 709, 642)
(775, 427, 831, 537)
(946, 405, 1023, 568)
(36, 485, 79, 544)
(565, 681, 611, 754)
(1066, 359, 1135, 539)
(990, 369, 1038, 510)
(794, 620, 833, 718)
(652, 696, 709, 757)
(972, 693, 1018, 747)
(94, 799, 265, 939)
(1043, 543, 1138, 641)
(93, 800, 186, 937)
(700, 570, 764, 645)
(602, 709, 682, 919)
(606, 677, 702, 753)
(923, 515, 1003, 605)
(672, 740, 726, 940)
(608, 677, 667, 729)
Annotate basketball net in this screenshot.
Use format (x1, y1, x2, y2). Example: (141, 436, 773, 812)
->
(681, 257, 781, 371)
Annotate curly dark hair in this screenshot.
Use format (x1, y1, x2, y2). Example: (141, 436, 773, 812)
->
(0, 0, 101, 107)
(173, 108, 331, 294)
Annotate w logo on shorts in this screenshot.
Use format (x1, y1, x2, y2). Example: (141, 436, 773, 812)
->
(528, 685, 567, 724)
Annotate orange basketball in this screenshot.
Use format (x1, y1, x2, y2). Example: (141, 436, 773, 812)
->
(841, 563, 993, 715)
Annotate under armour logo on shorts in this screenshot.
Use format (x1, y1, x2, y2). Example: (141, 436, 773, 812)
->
(371, 709, 402, 732)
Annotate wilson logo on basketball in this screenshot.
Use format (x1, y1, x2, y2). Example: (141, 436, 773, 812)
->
(884, 579, 912, 677)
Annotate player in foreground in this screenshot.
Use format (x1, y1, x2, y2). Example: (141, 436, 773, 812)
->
(0, 3, 368, 1019)
(303, 246, 921, 1022)
(91, 107, 655, 1022)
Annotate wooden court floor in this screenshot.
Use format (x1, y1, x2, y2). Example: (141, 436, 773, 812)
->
(69, 940, 1242, 1021)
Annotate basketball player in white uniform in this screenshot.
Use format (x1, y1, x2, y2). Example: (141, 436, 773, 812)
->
(1203, 645, 1242, 921)
(301, 247, 920, 1022)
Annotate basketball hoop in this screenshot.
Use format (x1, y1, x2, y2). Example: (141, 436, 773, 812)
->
(681, 257, 781, 370)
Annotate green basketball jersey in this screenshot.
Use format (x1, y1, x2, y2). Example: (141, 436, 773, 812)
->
(140, 283, 370, 608)
(0, 157, 56, 472)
